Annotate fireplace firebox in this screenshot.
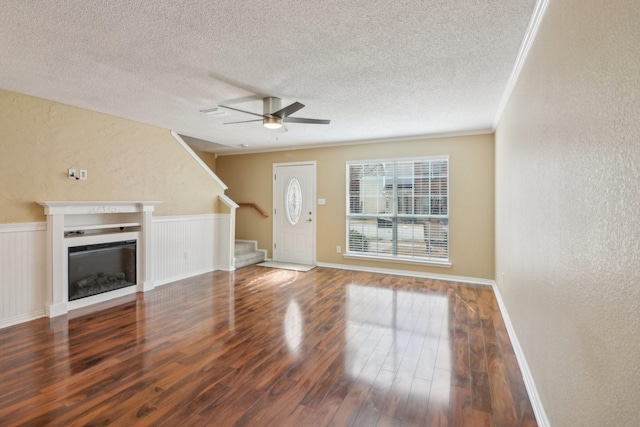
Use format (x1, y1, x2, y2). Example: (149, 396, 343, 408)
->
(68, 240, 137, 301)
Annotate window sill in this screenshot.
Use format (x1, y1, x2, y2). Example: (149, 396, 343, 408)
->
(343, 253, 452, 268)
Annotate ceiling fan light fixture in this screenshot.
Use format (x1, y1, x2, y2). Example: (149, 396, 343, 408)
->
(263, 117, 282, 129)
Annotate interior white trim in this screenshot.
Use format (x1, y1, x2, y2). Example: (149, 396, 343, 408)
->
(216, 128, 494, 157)
(492, 0, 551, 129)
(219, 194, 239, 209)
(0, 310, 46, 330)
(170, 130, 228, 190)
(491, 281, 550, 427)
(213, 213, 235, 271)
(217, 196, 237, 271)
(343, 253, 452, 269)
(154, 267, 215, 287)
(0, 222, 46, 233)
(153, 214, 217, 223)
(315, 261, 493, 286)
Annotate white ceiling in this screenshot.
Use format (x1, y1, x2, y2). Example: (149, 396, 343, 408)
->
(0, 1, 538, 155)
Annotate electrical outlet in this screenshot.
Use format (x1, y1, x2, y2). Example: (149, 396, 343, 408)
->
(68, 169, 77, 179)
(79, 170, 87, 180)
(336, 245, 341, 253)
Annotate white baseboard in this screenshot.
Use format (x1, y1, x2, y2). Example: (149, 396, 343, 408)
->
(0, 310, 46, 329)
(140, 280, 155, 292)
(46, 303, 68, 318)
(154, 267, 216, 287)
(491, 281, 550, 427)
(315, 261, 494, 286)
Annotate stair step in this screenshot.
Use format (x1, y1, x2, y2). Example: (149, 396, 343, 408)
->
(235, 241, 257, 255)
(234, 240, 265, 268)
(235, 252, 265, 269)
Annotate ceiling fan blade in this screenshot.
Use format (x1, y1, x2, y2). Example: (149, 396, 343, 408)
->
(218, 104, 265, 118)
(283, 117, 331, 125)
(272, 102, 305, 119)
(223, 119, 263, 125)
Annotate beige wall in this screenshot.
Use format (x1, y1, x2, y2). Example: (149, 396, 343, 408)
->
(217, 134, 494, 279)
(194, 149, 217, 173)
(495, 1, 640, 425)
(0, 89, 225, 223)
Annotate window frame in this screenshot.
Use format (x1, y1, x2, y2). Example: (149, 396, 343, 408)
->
(344, 156, 451, 268)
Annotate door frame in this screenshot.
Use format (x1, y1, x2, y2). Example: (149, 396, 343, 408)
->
(272, 161, 317, 265)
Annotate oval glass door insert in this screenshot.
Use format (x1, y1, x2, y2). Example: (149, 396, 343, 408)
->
(286, 177, 302, 225)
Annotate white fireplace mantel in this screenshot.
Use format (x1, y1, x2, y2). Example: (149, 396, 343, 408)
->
(38, 201, 162, 317)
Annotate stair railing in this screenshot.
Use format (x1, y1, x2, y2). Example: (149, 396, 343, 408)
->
(238, 203, 269, 218)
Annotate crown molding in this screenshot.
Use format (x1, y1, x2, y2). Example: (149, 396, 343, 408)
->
(493, 0, 551, 130)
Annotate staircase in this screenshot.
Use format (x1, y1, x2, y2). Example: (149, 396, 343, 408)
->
(234, 240, 266, 269)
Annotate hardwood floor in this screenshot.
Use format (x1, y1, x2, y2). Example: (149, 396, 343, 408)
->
(0, 266, 537, 426)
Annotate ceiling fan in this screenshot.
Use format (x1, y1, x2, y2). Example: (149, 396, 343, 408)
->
(217, 97, 330, 129)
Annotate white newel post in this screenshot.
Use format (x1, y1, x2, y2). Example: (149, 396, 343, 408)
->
(38, 201, 161, 318)
(218, 195, 239, 271)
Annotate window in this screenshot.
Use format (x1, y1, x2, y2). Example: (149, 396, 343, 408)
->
(346, 157, 449, 265)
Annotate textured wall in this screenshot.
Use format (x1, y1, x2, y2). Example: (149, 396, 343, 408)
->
(194, 149, 217, 173)
(495, 0, 640, 425)
(216, 134, 495, 280)
(0, 89, 224, 223)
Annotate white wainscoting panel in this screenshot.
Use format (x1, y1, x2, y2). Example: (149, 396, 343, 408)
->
(153, 215, 216, 286)
(0, 223, 47, 328)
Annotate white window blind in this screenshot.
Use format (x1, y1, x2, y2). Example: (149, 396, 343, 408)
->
(347, 157, 449, 263)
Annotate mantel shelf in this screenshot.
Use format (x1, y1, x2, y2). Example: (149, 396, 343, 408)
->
(38, 201, 162, 216)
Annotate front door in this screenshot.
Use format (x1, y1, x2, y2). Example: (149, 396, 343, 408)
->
(273, 162, 316, 265)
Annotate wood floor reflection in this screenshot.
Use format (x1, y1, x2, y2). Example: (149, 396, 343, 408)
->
(0, 266, 537, 426)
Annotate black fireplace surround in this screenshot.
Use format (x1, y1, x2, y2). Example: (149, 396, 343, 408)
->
(68, 240, 136, 301)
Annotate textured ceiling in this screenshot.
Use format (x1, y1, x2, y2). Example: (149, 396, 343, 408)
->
(0, 1, 537, 154)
